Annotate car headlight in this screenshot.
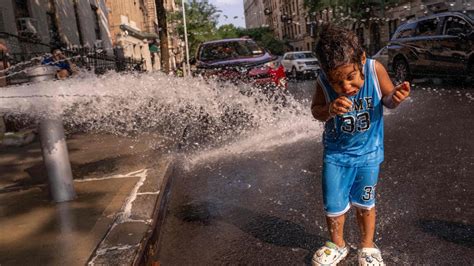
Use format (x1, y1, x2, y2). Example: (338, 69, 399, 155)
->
(297, 61, 306, 65)
(264, 60, 281, 69)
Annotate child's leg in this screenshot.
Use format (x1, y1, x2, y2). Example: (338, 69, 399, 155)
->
(356, 207, 376, 248)
(322, 162, 357, 248)
(326, 214, 346, 248)
(350, 165, 380, 248)
(355, 207, 385, 265)
(313, 163, 355, 265)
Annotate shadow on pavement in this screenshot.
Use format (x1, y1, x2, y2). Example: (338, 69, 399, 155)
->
(418, 219, 474, 248)
(0, 151, 135, 193)
(175, 200, 325, 264)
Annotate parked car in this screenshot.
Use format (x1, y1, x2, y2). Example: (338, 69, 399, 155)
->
(372, 46, 389, 70)
(194, 38, 287, 90)
(387, 11, 473, 82)
(280, 51, 320, 79)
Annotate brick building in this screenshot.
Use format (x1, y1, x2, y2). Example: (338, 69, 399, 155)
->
(105, 0, 183, 72)
(246, 0, 472, 55)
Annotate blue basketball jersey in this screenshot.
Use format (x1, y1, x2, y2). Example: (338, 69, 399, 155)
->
(318, 59, 384, 167)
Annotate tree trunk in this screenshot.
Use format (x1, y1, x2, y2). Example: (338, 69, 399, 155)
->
(156, 0, 170, 73)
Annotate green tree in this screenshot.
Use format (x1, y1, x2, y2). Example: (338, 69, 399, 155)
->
(170, 1, 285, 58)
(170, 0, 221, 57)
(237, 27, 286, 55)
(215, 24, 240, 39)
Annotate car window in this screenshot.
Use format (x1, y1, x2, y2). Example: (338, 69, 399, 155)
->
(376, 47, 387, 56)
(394, 22, 417, 39)
(199, 40, 265, 62)
(465, 11, 474, 21)
(415, 18, 440, 36)
(293, 52, 315, 59)
(284, 54, 293, 60)
(444, 16, 472, 35)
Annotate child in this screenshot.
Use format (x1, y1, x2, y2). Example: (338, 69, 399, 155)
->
(310, 25, 410, 265)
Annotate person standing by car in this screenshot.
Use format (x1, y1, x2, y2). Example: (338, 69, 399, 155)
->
(310, 25, 410, 266)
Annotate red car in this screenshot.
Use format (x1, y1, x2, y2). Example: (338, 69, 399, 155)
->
(195, 38, 287, 90)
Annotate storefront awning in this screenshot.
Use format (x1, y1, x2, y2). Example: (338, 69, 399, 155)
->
(119, 24, 158, 40)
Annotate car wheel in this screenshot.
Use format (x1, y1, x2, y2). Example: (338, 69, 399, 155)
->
(393, 58, 411, 83)
(291, 67, 298, 80)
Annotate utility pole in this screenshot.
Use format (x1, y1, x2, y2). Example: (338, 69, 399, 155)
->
(156, 0, 170, 73)
(181, 0, 191, 76)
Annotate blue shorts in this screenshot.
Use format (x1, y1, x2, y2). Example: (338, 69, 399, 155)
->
(322, 162, 379, 217)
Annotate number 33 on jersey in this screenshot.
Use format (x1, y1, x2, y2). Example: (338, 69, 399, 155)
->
(318, 59, 384, 167)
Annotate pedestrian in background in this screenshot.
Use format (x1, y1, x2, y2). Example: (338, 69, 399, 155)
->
(0, 39, 9, 143)
(41, 48, 77, 79)
(310, 25, 410, 266)
(0, 39, 9, 87)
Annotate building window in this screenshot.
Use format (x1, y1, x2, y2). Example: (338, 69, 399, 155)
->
(0, 8, 5, 32)
(389, 20, 397, 38)
(296, 0, 299, 16)
(47, 11, 61, 47)
(14, 0, 29, 18)
(444, 16, 471, 35)
(91, 5, 101, 40)
(416, 18, 439, 36)
(356, 27, 364, 47)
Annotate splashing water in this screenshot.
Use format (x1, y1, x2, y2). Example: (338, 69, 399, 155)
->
(0, 71, 323, 167)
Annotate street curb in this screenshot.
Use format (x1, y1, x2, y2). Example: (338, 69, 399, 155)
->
(86, 156, 175, 265)
(136, 157, 176, 266)
(134, 156, 175, 266)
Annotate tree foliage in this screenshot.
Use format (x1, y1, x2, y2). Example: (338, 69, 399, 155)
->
(170, 0, 221, 57)
(169, 1, 286, 57)
(215, 24, 240, 39)
(215, 26, 287, 55)
(236, 27, 286, 55)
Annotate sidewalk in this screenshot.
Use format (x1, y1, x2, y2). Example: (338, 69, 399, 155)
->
(0, 133, 175, 265)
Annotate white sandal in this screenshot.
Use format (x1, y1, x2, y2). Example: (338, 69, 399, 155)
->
(312, 241, 349, 266)
(358, 246, 385, 266)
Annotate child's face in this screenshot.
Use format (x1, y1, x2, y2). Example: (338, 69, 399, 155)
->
(327, 63, 364, 97)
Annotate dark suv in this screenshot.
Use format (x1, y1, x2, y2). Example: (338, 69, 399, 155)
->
(387, 11, 473, 82)
(194, 38, 287, 89)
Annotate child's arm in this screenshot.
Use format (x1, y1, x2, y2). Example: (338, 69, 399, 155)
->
(311, 83, 352, 121)
(311, 83, 330, 121)
(375, 61, 410, 109)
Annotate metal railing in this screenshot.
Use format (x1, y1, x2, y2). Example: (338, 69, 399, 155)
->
(0, 31, 144, 84)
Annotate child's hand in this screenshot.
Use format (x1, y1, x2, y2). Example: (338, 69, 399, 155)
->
(392, 81, 410, 104)
(329, 96, 353, 116)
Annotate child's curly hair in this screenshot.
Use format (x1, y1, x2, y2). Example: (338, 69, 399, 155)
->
(315, 25, 365, 77)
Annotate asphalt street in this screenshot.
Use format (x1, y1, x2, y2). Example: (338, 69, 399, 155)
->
(156, 79, 473, 265)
